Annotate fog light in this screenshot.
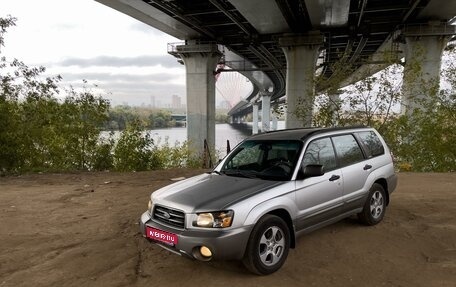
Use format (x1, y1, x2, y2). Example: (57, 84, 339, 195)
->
(200, 246, 212, 258)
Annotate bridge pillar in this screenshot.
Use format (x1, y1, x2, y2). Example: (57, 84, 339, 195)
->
(272, 114, 278, 131)
(401, 23, 455, 114)
(280, 33, 323, 128)
(261, 93, 271, 132)
(176, 41, 222, 155)
(252, 102, 259, 134)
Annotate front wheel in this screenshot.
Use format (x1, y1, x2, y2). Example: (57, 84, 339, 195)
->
(358, 183, 387, 226)
(243, 215, 290, 275)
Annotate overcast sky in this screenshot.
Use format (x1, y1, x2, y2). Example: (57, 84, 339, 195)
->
(0, 0, 192, 106)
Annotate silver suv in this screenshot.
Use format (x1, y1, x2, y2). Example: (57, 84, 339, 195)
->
(139, 127, 397, 275)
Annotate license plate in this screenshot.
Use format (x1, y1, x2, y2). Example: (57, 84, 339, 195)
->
(146, 227, 178, 246)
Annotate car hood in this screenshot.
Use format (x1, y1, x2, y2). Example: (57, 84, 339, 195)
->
(152, 173, 284, 212)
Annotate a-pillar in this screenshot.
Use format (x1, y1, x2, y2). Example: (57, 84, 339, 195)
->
(252, 103, 259, 134)
(261, 93, 271, 132)
(176, 41, 222, 155)
(280, 32, 323, 128)
(401, 23, 455, 114)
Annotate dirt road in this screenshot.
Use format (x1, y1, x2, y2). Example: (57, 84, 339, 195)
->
(0, 170, 455, 287)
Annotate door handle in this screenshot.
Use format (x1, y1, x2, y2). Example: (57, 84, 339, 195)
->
(329, 175, 340, 181)
(363, 164, 372, 170)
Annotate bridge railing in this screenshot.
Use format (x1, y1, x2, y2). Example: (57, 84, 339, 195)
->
(402, 22, 456, 37)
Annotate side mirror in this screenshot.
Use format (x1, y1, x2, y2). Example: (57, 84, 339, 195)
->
(301, 164, 325, 179)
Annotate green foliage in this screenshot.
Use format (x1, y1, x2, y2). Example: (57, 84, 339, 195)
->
(148, 109, 174, 129)
(105, 106, 177, 131)
(92, 135, 115, 171)
(313, 64, 402, 129)
(0, 57, 110, 172)
(150, 139, 201, 169)
(215, 113, 230, 124)
(110, 119, 203, 171)
(113, 120, 154, 171)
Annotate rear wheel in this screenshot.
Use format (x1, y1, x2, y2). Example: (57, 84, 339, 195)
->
(243, 215, 290, 275)
(358, 183, 386, 225)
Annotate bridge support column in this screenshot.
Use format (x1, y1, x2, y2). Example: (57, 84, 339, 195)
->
(401, 23, 455, 114)
(177, 42, 222, 155)
(280, 33, 323, 128)
(272, 114, 278, 131)
(252, 103, 259, 134)
(261, 93, 271, 132)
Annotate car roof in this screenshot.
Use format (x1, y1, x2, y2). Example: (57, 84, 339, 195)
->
(247, 126, 370, 141)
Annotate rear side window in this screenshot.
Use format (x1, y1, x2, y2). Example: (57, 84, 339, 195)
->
(302, 137, 337, 171)
(356, 131, 385, 158)
(332, 134, 365, 166)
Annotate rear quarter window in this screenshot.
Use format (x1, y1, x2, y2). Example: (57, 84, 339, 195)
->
(356, 131, 385, 158)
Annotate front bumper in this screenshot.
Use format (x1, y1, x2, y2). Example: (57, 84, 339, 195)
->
(139, 211, 252, 261)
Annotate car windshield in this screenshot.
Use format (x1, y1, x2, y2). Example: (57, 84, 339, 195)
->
(220, 140, 302, 180)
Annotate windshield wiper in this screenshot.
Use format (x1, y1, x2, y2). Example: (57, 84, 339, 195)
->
(222, 169, 258, 179)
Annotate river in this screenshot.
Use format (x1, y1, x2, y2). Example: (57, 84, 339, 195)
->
(104, 122, 285, 157)
(149, 123, 252, 154)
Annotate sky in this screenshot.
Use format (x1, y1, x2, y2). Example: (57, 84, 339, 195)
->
(0, 0, 245, 107)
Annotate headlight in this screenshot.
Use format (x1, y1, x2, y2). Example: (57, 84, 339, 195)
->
(147, 199, 153, 215)
(195, 210, 234, 228)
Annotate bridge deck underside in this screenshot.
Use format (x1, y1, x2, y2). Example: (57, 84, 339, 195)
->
(142, 0, 443, 110)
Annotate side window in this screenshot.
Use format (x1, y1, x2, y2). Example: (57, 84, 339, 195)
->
(356, 131, 385, 158)
(332, 134, 365, 167)
(302, 138, 337, 171)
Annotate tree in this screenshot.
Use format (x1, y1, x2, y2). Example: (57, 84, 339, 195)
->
(1, 16, 111, 172)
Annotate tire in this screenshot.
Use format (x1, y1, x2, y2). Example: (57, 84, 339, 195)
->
(242, 215, 290, 275)
(358, 183, 387, 226)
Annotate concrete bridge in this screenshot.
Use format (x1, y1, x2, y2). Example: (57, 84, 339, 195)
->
(95, 0, 455, 154)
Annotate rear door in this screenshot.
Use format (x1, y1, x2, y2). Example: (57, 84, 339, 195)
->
(331, 134, 370, 211)
(295, 137, 343, 231)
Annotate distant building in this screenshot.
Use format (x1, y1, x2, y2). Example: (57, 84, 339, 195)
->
(172, 94, 182, 109)
(150, 96, 156, 108)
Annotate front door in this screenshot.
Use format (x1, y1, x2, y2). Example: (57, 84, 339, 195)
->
(295, 137, 343, 231)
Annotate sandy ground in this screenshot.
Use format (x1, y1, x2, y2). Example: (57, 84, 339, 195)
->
(0, 170, 455, 287)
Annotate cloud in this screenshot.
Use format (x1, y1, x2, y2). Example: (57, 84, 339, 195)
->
(52, 23, 78, 31)
(59, 72, 179, 83)
(56, 55, 181, 68)
(55, 71, 186, 106)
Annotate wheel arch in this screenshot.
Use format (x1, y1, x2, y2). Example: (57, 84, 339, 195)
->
(267, 209, 296, 248)
(374, 178, 389, 206)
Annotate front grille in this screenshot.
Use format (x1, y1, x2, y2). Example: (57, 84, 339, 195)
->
(153, 205, 185, 229)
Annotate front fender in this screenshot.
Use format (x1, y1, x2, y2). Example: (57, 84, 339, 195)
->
(243, 192, 298, 227)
